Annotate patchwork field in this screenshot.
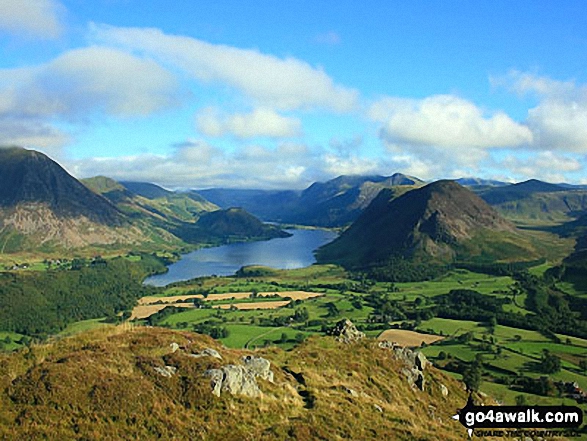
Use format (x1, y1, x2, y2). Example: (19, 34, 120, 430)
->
(377, 329, 444, 347)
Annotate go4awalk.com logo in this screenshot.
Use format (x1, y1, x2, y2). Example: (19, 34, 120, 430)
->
(454, 396, 583, 438)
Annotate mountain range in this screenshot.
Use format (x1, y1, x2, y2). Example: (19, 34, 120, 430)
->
(3, 146, 587, 265)
(199, 173, 424, 227)
(0, 147, 287, 252)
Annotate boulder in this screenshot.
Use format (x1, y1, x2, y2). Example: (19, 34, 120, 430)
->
(242, 355, 274, 382)
(392, 347, 428, 391)
(204, 365, 262, 398)
(328, 319, 365, 343)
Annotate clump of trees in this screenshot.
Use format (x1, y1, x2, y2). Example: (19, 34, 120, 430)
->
(0, 254, 166, 337)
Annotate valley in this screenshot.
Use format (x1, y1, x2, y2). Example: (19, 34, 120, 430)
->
(2, 147, 587, 438)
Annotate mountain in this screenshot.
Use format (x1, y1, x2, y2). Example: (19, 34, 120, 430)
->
(84, 178, 218, 224)
(0, 148, 289, 253)
(120, 181, 173, 199)
(478, 179, 587, 221)
(0, 326, 469, 440)
(196, 188, 301, 221)
(0, 148, 154, 251)
(199, 173, 424, 227)
(0, 148, 123, 225)
(84, 178, 290, 246)
(455, 177, 508, 187)
(317, 180, 539, 270)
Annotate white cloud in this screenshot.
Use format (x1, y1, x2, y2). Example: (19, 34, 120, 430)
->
(0, 46, 181, 149)
(322, 154, 381, 177)
(497, 151, 583, 183)
(89, 23, 359, 112)
(196, 107, 301, 139)
(370, 94, 533, 149)
(0, 0, 64, 39)
(0, 47, 180, 119)
(65, 139, 400, 190)
(0, 118, 70, 151)
(494, 71, 587, 153)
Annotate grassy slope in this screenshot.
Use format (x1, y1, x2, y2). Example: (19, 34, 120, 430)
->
(0, 326, 470, 441)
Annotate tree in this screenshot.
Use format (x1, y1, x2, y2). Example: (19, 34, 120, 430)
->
(539, 350, 561, 374)
(463, 361, 483, 393)
(279, 332, 289, 344)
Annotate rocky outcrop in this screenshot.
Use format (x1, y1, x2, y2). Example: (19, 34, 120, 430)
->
(204, 356, 274, 398)
(379, 340, 428, 391)
(205, 365, 262, 397)
(243, 355, 273, 382)
(328, 319, 365, 343)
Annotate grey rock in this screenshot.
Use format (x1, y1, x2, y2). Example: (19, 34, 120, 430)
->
(393, 347, 427, 391)
(242, 355, 274, 382)
(205, 361, 271, 398)
(328, 319, 365, 343)
(154, 365, 177, 378)
(204, 369, 224, 397)
(190, 348, 223, 360)
(378, 340, 397, 349)
(221, 365, 262, 397)
(345, 387, 359, 397)
(415, 352, 428, 371)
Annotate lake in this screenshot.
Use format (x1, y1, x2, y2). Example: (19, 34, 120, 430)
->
(144, 229, 337, 286)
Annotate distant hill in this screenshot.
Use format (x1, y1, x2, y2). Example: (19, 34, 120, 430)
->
(478, 179, 587, 221)
(85, 178, 288, 246)
(196, 188, 301, 221)
(120, 181, 173, 199)
(455, 177, 508, 187)
(85, 178, 218, 224)
(173, 207, 291, 244)
(317, 180, 539, 272)
(200, 173, 424, 227)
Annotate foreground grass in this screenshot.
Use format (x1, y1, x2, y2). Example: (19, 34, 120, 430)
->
(0, 326, 470, 441)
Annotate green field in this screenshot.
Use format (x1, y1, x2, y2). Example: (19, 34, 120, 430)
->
(56, 318, 112, 337)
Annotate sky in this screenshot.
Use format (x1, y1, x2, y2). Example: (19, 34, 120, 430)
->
(1, 0, 587, 189)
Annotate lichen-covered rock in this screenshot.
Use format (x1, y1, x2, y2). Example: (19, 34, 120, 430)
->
(204, 362, 267, 398)
(242, 355, 274, 382)
(392, 347, 428, 391)
(154, 365, 177, 378)
(328, 319, 365, 343)
(204, 369, 224, 397)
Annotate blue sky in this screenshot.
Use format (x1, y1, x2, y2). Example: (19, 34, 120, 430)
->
(1, 0, 587, 189)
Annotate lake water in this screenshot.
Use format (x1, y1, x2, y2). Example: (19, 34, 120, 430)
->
(144, 229, 337, 286)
